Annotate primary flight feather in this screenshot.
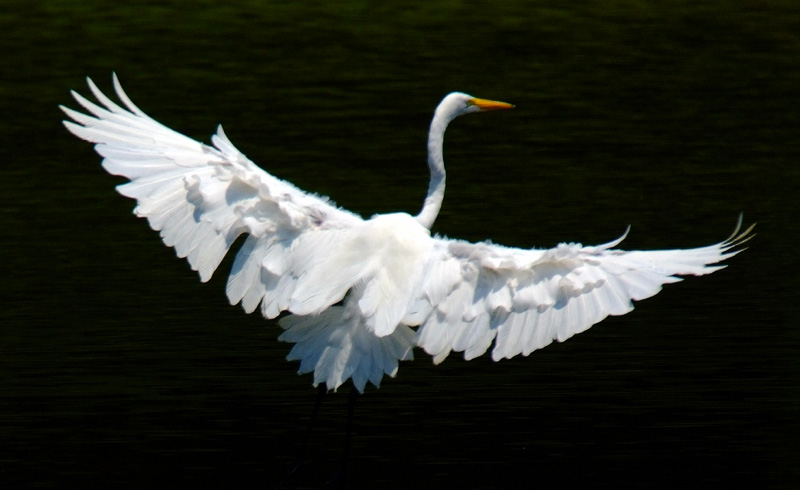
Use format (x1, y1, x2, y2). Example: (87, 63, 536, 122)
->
(62, 75, 754, 392)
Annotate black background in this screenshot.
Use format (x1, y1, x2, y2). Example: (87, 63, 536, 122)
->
(2, 1, 798, 488)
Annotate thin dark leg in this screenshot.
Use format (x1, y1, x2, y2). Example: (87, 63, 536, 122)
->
(277, 383, 327, 489)
(343, 386, 359, 472)
(326, 386, 360, 489)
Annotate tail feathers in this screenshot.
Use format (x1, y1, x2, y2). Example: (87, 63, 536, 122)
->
(278, 307, 415, 392)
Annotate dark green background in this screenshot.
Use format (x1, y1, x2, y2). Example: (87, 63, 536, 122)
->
(2, 1, 798, 488)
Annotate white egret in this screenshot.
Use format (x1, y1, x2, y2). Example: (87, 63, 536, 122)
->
(62, 75, 753, 393)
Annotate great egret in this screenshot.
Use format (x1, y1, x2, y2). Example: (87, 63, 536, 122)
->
(62, 75, 753, 393)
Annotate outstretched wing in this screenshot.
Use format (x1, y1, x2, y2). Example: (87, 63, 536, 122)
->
(412, 218, 754, 363)
(62, 75, 363, 319)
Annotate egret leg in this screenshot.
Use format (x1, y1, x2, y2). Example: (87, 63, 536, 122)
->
(278, 383, 327, 489)
(325, 386, 360, 489)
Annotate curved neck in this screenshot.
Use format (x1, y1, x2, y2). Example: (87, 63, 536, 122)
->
(416, 110, 451, 229)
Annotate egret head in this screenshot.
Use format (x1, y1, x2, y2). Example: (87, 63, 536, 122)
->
(437, 92, 514, 122)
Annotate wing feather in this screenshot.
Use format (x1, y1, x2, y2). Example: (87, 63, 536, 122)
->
(64, 76, 755, 391)
(415, 219, 754, 363)
(62, 75, 363, 314)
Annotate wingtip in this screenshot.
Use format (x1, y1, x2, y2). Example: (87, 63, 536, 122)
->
(111, 72, 123, 95)
(725, 214, 756, 244)
(719, 214, 756, 255)
(61, 119, 85, 139)
(112, 72, 122, 94)
(596, 225, 631, 250)
(59, 106, 84, 130)
(86, 75, 101, 95)
(108, 72, 149, 117)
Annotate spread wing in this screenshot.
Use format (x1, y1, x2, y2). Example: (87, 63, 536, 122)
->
(62, 75, 755, 390)
(61, 75, 363, 319)
(411, 219, 754, 363)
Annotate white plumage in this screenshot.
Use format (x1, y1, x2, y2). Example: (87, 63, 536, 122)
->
(62, 75, 754, 392)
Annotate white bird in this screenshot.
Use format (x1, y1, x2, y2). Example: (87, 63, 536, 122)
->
(62, 75, 754, 393)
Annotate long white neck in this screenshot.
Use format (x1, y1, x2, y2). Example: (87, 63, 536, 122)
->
(416, 107, 454, 229)
(415, 92, 511, 228)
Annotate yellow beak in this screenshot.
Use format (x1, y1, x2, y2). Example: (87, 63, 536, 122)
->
(469, 97, 515, 111)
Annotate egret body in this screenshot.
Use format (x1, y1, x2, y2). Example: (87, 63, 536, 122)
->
(62, 77, 753, 393)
